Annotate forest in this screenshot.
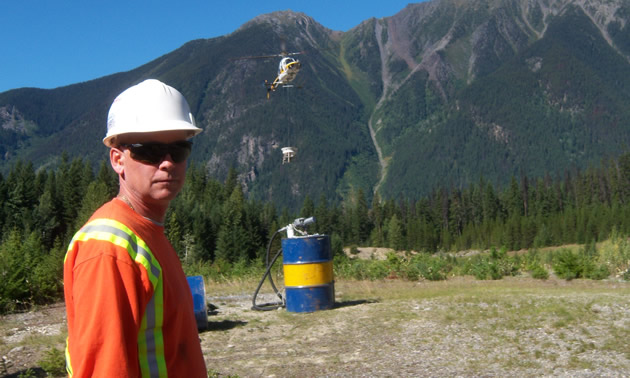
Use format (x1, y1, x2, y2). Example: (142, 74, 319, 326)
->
(2, 150, 630, 314)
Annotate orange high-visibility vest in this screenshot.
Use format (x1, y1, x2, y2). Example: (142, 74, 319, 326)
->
(64, 199, 206, 377)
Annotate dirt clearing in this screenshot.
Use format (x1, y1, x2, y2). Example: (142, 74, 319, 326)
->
(203, 276, 630, 377)
(2, 276, 630, 377)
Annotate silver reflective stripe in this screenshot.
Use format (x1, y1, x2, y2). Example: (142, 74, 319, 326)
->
(144, 294, 159, 377)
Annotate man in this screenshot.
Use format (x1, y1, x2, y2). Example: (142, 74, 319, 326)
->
(64, 79, 207, 377)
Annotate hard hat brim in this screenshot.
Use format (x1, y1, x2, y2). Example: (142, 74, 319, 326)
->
(103, 120, 202, 147)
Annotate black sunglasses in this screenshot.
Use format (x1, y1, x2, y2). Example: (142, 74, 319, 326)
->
(120, 141, 193, 164)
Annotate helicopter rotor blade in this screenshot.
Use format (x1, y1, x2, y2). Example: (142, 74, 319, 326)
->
(231, 50, 304, 61)
(230, 54, 283, 61)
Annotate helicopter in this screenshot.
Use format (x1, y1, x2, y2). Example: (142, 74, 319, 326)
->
(264, 54, 302, 99)
(232, 47, 303, 99)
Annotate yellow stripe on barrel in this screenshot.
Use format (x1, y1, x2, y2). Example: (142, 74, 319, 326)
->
(283, 261, 333, 287)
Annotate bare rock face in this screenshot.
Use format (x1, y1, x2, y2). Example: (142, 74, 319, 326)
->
(372, 0, 628, 102)
(0, 106, 28, 133)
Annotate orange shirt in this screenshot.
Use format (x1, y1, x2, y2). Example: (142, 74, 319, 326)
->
(64, 198, 206, 377)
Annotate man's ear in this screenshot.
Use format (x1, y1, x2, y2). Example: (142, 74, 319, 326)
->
(110, 148, 125, 176)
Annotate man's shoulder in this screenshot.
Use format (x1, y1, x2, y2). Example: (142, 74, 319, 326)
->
(67, 200, 144, 268)
(88, 198, 123, 220)
(81, 199, 142, 231)
(69, 199, 136, 251)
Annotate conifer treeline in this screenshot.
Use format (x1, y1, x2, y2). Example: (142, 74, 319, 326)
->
(2, 152, 630, 312)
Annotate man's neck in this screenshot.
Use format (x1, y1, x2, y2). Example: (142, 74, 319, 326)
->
(117, 193, 168, 225)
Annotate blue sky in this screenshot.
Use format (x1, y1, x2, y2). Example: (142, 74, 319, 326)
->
(1, 1, 425, 93)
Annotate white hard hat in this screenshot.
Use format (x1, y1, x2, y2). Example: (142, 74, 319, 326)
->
(103, 79, 202, 147)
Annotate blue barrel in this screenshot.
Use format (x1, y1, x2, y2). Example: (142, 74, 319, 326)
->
(186, 275, 208, 330)
(282, 235, 335, 313)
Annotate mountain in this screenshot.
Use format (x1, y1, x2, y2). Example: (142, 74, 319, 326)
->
(2, 0, 630, 210)
(370, 0, 630, 199)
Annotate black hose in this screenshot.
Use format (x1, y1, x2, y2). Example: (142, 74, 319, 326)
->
(252, 229, 285, 311)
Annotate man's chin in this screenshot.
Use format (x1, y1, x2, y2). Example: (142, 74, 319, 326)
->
(150, 189, 181, 203)
(152, 182, 183, 197)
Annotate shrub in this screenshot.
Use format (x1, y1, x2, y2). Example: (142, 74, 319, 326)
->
(553, 249, 581, 280)
(38, 347, 66, 377)
(403, 253, 449, 281)
(528, 263, 549, 279)
(366, 260, 390, 280)
(552, 244, 611, 281)
(461, 251, 518, 280)
(466, 256, 500, 280)
(598, 237, 630, 277)
(585, 264, 609, 280)
(385, 252, 402, 272)
(335, 258, 389, 281)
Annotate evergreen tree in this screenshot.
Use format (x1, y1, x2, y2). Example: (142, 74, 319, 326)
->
(262, 201, 278, 235)
(243, 200, 264, 260)
(448, 189, 465, 237)
(80, 160, 95, 194)
(60, 158, 88, 238)
(521, 174, 529, 217)
(185, 162, 207, 201)
(505, 214, 522, 250)
(470, 178, 484, 225)
(327, 204, 343, 239)
(369, 193, 384, 246)
(4, 160, 37, 231)
(223, 167, 238, 200)
(438, 188, 450, 230)
(314, 194, 333, 236)
(354, 189, 371, 244)
(74, 181, 110, 231)
(96, 160, 118, 198)
(31, 236, 65, 302)
(483, 181, 500, 222)
(505, 176, 523, 217)
(533, 178, 551, 218)
(0, 229, 29, 313)
(33, 171, 61, 248)
(405, 218, 421, 251)
(341, 199, 356, 245)
(521, 216, 537, 249)
(166, 211, 184, 260)
(189, 208, 216, 262)
(300, 195, 315, 218)
(387, 214, 404, 251)
(216, 185, 250, 262)
(0, 172, 5, 233)
(607, 157, 622, 203)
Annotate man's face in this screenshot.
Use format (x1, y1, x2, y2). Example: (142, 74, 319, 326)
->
(112, 130, 191, 206)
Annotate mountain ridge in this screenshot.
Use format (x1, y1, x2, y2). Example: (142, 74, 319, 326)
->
(2, 0, 630, 210)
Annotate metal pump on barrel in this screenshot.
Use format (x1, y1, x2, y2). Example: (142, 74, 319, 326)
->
(252, 216, 335, 313)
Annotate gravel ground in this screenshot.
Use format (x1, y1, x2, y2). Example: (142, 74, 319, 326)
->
(201, 277, 630, 377)
(2, 277, 629, 377)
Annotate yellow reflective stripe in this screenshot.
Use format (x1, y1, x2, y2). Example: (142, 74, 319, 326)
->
(67, 219, 160, 287)
(283, 261, 333, 287)
(65, 337, 73, 377)
(65, 218, 167, 377)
